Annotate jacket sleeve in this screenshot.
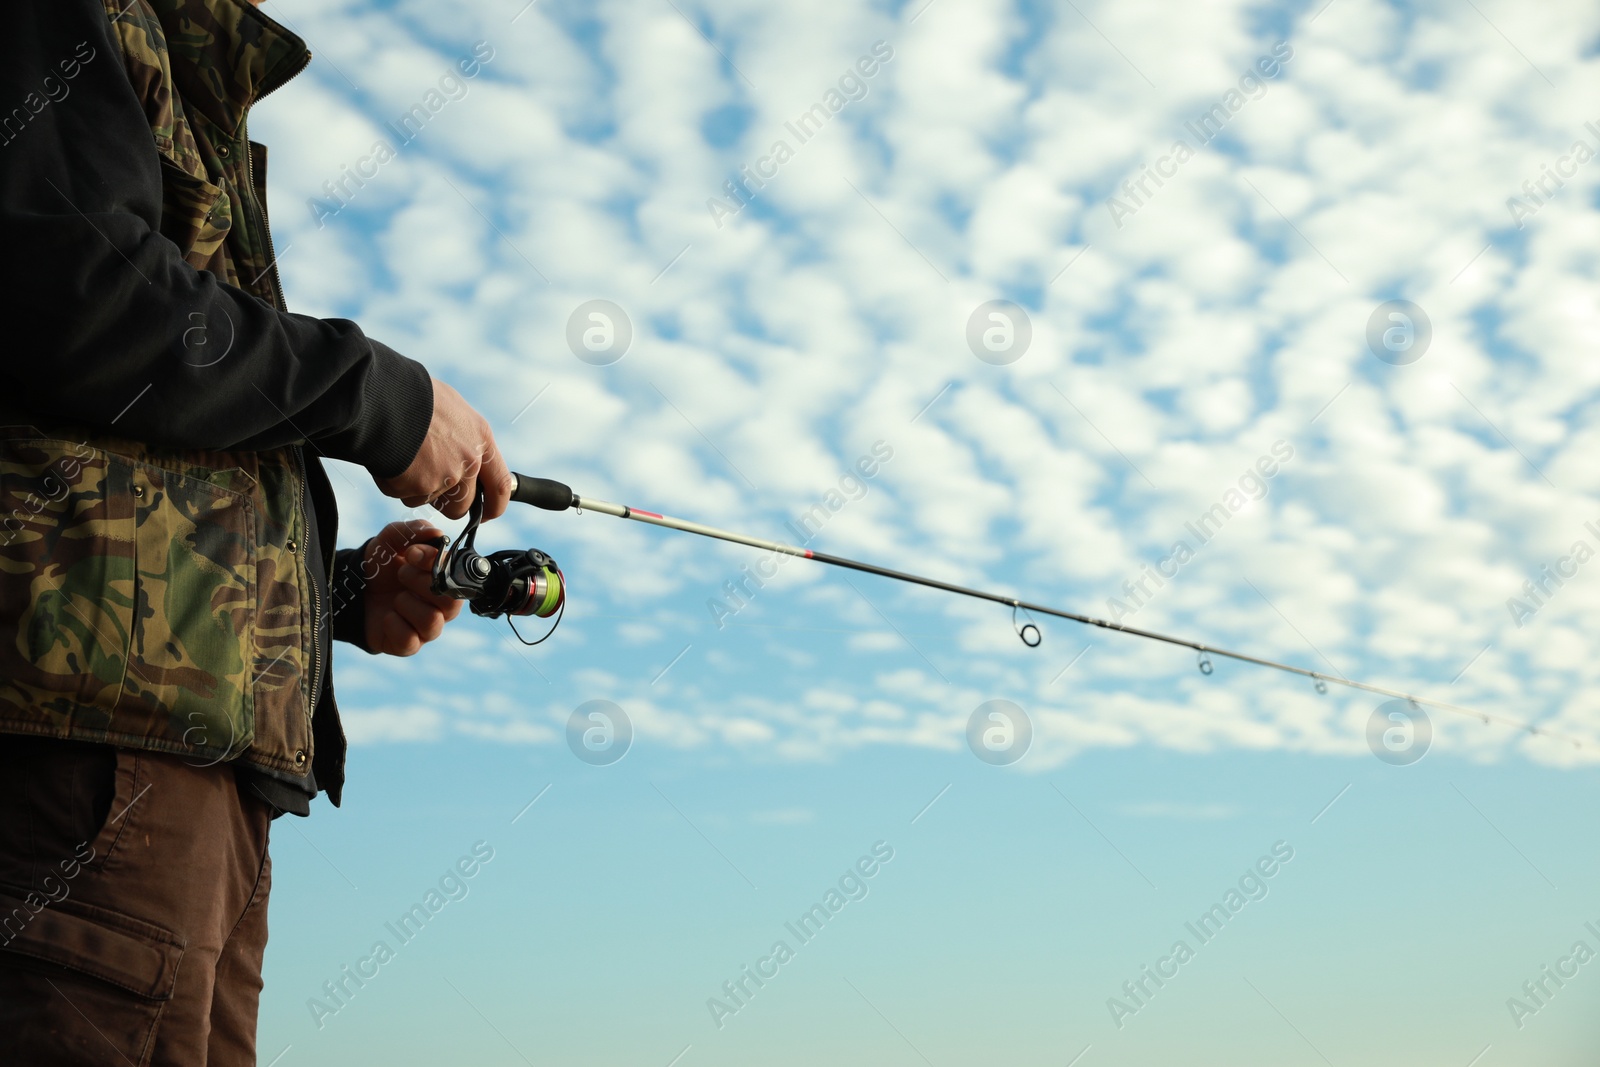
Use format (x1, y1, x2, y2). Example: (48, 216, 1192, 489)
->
(329, 544, 376, 652)
(0, 0, 433, 478)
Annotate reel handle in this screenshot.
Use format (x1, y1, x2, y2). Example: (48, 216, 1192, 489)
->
(511, 474, 576, 512)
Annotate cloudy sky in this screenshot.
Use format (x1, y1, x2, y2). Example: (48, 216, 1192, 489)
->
(249, 0, 1600, 1062)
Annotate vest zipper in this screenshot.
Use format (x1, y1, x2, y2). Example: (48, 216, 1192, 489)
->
(239, 123, 286, 309)
(245, 42, 318, 762)
(242, 41, 310, 306)
(256, 42, 312, 105)
(295, 444, 323, 732)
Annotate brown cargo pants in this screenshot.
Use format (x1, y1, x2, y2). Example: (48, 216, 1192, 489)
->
(0, 736, 274, 1066)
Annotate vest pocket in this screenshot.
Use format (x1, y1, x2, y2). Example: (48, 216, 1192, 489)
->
(119, 460, 256, 761)
(157, 155, 233, 270)
(240, 451, 312, 774)
(0, 436, 136, 722)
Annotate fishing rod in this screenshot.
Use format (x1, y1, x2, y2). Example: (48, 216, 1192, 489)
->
(433, 473, 1583, 749)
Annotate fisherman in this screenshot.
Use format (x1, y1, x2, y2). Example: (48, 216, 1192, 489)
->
(0, 1, 511, 1062)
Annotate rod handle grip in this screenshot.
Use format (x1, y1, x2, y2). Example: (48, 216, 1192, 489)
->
(510, 474, 576, 512)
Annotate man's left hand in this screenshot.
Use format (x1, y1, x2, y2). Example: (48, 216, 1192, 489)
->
(362, 522, 464, 656)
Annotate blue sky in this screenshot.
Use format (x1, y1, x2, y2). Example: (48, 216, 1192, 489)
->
(250, 0, 1600, 1061)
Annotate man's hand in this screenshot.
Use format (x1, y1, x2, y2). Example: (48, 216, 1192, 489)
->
(375, 377, 514, 520)
(362, 521, 464, 656)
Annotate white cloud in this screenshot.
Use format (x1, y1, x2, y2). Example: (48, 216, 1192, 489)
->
(264, 0, 1600, 769)
(339, 705, 445, 744)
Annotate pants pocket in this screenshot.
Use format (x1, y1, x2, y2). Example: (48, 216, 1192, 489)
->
(0, 736, 116, 892)
(83, 749, 142, 873)
(0, 888, 183, 1067)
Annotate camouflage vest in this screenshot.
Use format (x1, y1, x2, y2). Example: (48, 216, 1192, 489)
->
(0, 0, 320, 777)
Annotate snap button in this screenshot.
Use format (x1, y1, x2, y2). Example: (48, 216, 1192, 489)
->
(216, 143, 231, 158)
(132, 484, 145, 499)
(286, 538, 297, 553)
(294, 750, 307, 766)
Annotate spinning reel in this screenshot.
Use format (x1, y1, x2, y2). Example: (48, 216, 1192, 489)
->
(430, 484, 565, 644)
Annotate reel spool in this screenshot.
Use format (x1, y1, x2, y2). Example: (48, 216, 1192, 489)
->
(431, 485, 565, 644)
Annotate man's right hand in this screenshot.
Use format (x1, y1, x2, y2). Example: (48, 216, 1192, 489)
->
(375, 377, 514, 520)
